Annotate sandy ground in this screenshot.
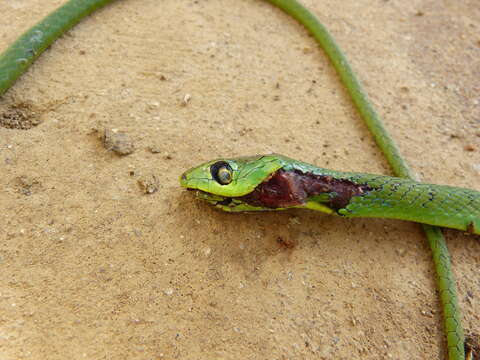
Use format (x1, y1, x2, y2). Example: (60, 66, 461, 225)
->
(0, 0, 479, 359)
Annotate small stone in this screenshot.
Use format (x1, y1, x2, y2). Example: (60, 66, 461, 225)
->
(182, 94, 191, 106)
(164, 288, 174, 296)
(148, 101, 160, 109)
(103, 129, 135, 156)
(464, 144, 476, 152)
(138, 175, 159, 194)
(148, 146, 162, 154)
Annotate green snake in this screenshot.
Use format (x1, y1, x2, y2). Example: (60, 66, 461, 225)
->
(180, 154, 479, 235)
(1, 0, 477, 358)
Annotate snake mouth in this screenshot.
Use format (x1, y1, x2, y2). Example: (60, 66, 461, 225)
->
(193, 189, 232, 206)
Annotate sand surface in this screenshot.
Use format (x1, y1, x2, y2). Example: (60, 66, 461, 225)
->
(1, 0, 479, 359)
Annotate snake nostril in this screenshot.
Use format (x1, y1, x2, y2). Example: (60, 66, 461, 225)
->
(181, 173, 187, 181)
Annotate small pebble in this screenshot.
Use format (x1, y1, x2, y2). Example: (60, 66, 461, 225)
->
(148, 101, 160, 109)
(182, 94, 191, 106)
(164, 288, 174, 296)
(148, 146, 162, 154)
(138, 175, 159, 194)
(103, 129, 135, 156)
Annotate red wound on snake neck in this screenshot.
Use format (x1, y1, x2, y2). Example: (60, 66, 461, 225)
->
(239, 169, 371, 211)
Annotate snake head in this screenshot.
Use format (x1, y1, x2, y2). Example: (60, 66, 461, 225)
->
(180, 154, 284, 211)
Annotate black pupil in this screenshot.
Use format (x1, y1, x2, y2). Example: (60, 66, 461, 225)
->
(211, 161, 232, 185)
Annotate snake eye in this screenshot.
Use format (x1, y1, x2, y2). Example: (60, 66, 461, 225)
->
(210, 161, 233, 185)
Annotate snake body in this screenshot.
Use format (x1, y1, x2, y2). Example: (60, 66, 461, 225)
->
(181, 154, 480, 235)
(0, 0, 114, 97)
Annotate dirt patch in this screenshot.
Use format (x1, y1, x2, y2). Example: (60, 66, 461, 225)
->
(0, 102, 40, 130)
(465, 333, 480, 359)
(14, 175, 42, 196)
